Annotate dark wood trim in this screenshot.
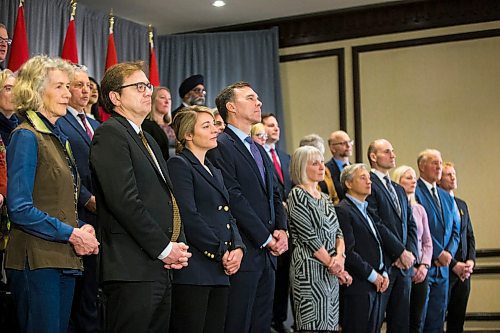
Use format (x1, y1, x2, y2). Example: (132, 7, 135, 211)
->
(475, 266, 500, 275)
(351, 28, 500, 162)
(193, 0, 500, 48)
(280, 49, 347, 131)
(465, 312, 500, 321)
(477, 249, 500, 258)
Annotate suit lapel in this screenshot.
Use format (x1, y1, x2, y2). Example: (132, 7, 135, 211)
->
(371, 172, 402, 221)
(225, 127, 266, 191)
(417, 179, 444, 225)
(63, 113, 91, 145)
(345, 197, 382, 244)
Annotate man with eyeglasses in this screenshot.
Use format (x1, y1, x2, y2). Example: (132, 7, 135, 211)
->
(326, 130, 354, 200)
(89, 61, 191, 333)
(261, 112, 293, 333)
(172, 74, 206, 119)
(0, 23, 10, 70)
(57, 65, 101, 333)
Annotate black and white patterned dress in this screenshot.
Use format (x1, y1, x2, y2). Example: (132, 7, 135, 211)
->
(288, 186, 343, 331)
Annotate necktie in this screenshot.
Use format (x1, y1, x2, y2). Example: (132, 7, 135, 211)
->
(384, 176, 402, 218)
(244, 136, 266, 183)
(77, 113, 93, 140)
(431, 187, 441, 212)
(270, 148, 284, 184)
(139, 131, 181, 242)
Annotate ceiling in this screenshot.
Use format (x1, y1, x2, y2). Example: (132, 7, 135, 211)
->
(78, 0, 400, 35)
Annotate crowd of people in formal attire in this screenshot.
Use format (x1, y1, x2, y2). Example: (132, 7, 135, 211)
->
(0, 21, 477, 333)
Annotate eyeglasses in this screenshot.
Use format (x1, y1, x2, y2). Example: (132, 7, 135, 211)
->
(255, 132, 268, 139)
(118, 82, 153, 93)
(191, 87, 206, 95)
(0, 37, 12, 45)
(330, 139, 354, 146)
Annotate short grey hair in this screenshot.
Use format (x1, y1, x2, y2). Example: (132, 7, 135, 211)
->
(290, 145, 323, 185)
(417, 149, 441, 168)
(340, 163, 368, 192)
(299, 133, 325, 155)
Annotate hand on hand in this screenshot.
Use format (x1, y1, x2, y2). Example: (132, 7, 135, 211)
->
(223, 248, 244, 275)
(267, 231, 288, 256)
(337, 270, 353, 286)
(163, 242, 192, 270)
(69, 227, 100, 256)
(412, 265, 428, 284)
(438, 250, 452, 267)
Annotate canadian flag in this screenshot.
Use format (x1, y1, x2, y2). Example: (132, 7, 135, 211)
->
(61, 2, 78, 64)
(149, 27, 160, 86)
(8, 2, 29, 72)
(105, 15, 118, 71)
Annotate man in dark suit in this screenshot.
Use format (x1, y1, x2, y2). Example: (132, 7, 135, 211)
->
(171, 74, 206, 119)
(89, 61, 191, 333)
(336, 163, 407, 333)
(57, 66, 100, 333)
(366, 139, 418, 333)
(207, 81, 288, 333)
(438, 162, 476, 333)
(415, 149, 460, 333)
(261, 112, 292, 333)
(325, 130, 353, 199)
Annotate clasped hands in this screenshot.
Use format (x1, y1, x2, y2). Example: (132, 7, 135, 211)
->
(452, 260, 474, 281)
(327, 254, 353, 286)
(162, 242, 192, 270)
(373, 273, 390, 293)
(222, 248, 244, 276)
(267, 230, 288, 256)
(393, 250, 415, 270)
(434, 250, 452, 267)
(69, 224, 99, 256)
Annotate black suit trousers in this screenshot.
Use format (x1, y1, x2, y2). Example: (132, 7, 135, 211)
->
(102, 271, 172, 333)
(380, 267, 411, 333)
(446, 273, 471, 333)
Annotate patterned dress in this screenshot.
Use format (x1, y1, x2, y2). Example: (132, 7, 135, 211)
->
(288, 186, 343, 331)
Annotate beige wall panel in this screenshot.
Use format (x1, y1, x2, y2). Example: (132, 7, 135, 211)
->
(358, 36, 500, 249)
(468, 275, 500, 312)
(280, 57, 340, 155)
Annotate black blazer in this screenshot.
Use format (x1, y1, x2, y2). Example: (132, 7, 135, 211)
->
(451, 197, 476, 268)
(142, 118, 170, 162)
(57, 113, 100, 227)
(206, 126, 287, 271)
(336, 197, 404, 295)
(275, 147, 292, 201)
(367, 172, 419, 265)
(167, 149, 245, 286)
(325, 157, 345, 200)
(90, 114, 176, 282)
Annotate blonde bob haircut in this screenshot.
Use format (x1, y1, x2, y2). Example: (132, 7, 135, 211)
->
(170, 105, 214, 154)
(148, 86, 172, 123)
(13, 55, 74, 115)
(0, 69, 15, 88)
(391, 165, 417, 205)
(250, 122, 265, 137)
(290, 145, 323, 185)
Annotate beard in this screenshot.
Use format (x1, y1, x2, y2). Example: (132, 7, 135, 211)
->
(188, 96, 206, 106)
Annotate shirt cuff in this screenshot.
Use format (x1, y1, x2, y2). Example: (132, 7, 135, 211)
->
(157, 242, 173, 260)
(261, 234, 273, 248)
(368, 269, 378, 283)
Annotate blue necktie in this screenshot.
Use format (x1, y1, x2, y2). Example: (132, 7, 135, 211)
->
(245, 136, 266, 183)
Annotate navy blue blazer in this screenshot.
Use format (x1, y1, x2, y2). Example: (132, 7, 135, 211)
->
(367, 172, 419, 264)
(167, 149, 245, 286)
(265, 147, 292, 202)
(325, 157, 345, 200)
(415, 179, 460, 270)
(206, 126, 287, 271)
(57, 112, 100, 226)
(336, 197, 405, 295)
(450, 197, 476, 268)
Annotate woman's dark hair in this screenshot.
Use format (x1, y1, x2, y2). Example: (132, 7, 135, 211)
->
(89, 76, 103, 122)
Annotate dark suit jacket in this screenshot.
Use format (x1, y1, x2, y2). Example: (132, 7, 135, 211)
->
(450, 197, 476, 268)
(206, 126, 287, 271)
(57, 112, 100, 227)
(167, 149, 245, 286)
(415, 179, 460, 271)
(336, 197, 405, 295)
(142, 118, 170, 162)
(267, 147, 292, 202)
(90, 114, 176, 282)
(171, 104, 185, 120)
(366, 172, 419, 268)
(325, 157, 346, 199)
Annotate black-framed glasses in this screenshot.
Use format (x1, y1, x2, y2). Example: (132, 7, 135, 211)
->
(118, 82, 153, 93)
(331, 139, 354, 146)
(0, 37, 12, 45)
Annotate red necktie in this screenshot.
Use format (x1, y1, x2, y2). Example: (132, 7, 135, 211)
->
(270, 148, 284, 184)
(77, 113, 93, 140)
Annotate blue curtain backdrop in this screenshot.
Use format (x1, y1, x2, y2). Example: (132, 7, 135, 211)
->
(157, 28, 285, 148)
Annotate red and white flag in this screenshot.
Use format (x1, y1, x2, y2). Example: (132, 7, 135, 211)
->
(149, 27, 160, 86)
(105, 15, 118, 71)
(61, 2, 78, 64)
(8, 1, 29, 72)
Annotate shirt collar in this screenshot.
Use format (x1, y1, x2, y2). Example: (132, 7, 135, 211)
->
(263, 143, 275, 152)
(420, 177, 436, 192)
(334, 158, 348, 171)
(346, 193, 368, 213)
(67, 106, 85, 119)
(127, 119, 141, 134)
(227, 123, 249, 143)
(371, 168, 389, 182)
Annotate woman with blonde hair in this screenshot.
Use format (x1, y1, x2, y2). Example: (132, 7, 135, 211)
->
(288, 145, 351, 332)
(142, 86, 175, 160)
(167, 105, 245, 333)
(392, 165, 433, 333)
(6, 56, 99, 333)
(250, 122, 267, 146)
